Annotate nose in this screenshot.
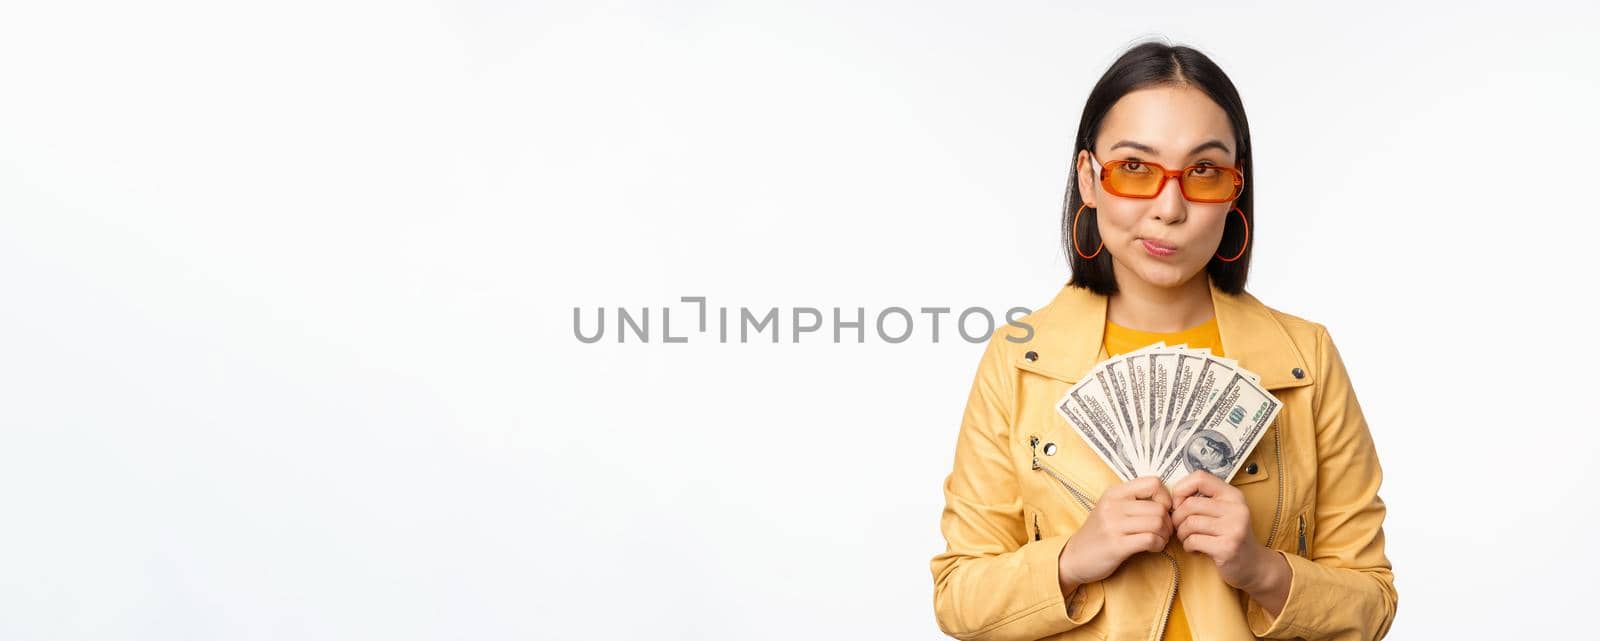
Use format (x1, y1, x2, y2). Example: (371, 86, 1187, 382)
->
(1152, 174, 1187, 224)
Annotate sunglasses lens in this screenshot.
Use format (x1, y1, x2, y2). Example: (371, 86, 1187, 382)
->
(1182, 166, 1239, 201)
(1104, 162, 1163, 196)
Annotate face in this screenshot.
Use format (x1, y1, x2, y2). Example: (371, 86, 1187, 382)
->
(1077, 85, 1241, 289)
(1189, 436, 1226, 470)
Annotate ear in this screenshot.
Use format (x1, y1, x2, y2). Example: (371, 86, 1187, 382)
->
(1076, 149, 1097, 208)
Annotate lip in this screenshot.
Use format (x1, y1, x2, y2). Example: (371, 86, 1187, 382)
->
(1140, 238, 1178, 257)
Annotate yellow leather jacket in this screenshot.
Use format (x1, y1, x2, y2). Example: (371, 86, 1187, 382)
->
(930, 277, 1397, 640)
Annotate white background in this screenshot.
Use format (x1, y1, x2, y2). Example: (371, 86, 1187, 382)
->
(2, 1, 1596, 639)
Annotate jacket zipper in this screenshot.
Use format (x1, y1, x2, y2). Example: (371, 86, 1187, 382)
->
(1297, 514, 1308, 556)
(1153, 552, 1180, 641)
(1029, 436, 1176, 640)
(1263, 421, 1287, 548)
(1029, 435, 1093, 511)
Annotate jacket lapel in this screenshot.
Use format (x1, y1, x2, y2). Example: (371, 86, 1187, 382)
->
(1013, 275, 1314, 391)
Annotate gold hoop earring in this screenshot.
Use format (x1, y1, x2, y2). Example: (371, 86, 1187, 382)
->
(1072, 203, 1103, 260)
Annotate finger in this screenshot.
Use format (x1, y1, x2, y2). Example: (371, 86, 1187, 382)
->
(1172, 496, 1223, 526)
(1148, 530, 1170, 553)
(1120, 514, 1171, 536)
(1170, 496, 1208, 525)
(1177, 514, 1219, 541)
(1192, 470, 1248, 504)
(1123, 531, 1167, 556)
(1170, 470, 1223, 503)
(1122, 500, 1170, 519)
(1215, 478, 1246, 504)
(1125, 476, 1166, 502)
(1121, 490, 1174, 515)
(1182, 533, 1222, 557)
(1102, 476, 1144, 502)
(1125, 476, 1174, 512)
(1169, 472, 1203, 503)
(1146, 481, 1175, 512)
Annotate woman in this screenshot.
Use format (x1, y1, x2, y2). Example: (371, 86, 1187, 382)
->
(929, 41, 1396, 641)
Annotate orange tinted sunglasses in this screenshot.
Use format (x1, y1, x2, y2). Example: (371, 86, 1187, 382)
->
(1088, 152, 1244, 203)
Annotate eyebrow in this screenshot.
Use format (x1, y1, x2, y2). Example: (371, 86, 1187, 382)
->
(1108, 139, 1231, 157)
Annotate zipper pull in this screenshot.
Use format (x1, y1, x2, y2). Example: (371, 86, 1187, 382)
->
(1297, 515, 1308, 556)
(1033, 513, 1042, 541)
(1028, 435, 1041, 470)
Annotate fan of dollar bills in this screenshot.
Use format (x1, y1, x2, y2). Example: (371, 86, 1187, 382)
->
(1055, 342, 1283, 487)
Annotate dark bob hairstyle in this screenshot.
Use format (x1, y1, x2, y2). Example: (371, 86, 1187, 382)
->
(1063, 40, 1254, 295)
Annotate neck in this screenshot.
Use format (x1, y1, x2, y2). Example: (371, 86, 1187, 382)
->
(1105, 268, 1215, 333)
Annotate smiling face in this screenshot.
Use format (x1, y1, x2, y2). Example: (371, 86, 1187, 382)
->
(1076, 85, 1241, 289)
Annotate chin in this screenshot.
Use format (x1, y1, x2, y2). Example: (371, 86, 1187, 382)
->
(1132, 262, 1203, 289)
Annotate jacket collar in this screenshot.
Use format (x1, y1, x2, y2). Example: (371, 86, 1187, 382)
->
(1013, 275, 1314, 391)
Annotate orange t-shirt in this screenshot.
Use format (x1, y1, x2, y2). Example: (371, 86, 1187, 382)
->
(1103, 314, 1223, 641)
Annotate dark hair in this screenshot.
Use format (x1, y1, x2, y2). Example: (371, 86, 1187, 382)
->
(1063, 39, 1254, 295)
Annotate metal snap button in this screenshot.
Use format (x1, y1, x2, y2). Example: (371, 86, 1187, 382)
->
(1291, 367, 1305, 379)
(1246, 462, 1259, 475)
(1025, 351, 1038, 362)
(1043, 442, 1057, 456)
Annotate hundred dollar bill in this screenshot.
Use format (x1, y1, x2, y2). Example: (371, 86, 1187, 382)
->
(1118, 342, 1165, 469)
(1057, 342, 1276, 485)
(1156, 352, 1243, 467)
(1191, 349, 1258, 385)
(1152, 351, 1210, 467)
(1156, 370, 1283, 485)
(1093, 361, 1144, 476)
(1057, 388, 1139, 480)
(1144, 348, 1179, 471)
(1058, 376, 1140, 479)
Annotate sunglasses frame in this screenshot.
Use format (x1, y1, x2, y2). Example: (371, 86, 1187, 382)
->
(1087, 152, 1244, 203)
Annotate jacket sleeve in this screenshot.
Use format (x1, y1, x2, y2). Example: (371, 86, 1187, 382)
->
(1246, 325, 1399, 640)
(930, 332, 1105, 640)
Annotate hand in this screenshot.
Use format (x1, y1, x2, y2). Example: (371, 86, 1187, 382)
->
(1058, 476, 1174, 586)
(1170, 470, 1281, 593)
